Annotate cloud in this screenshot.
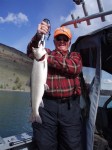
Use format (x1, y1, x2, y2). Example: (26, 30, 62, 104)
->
(102, 79, 112, 90)
(103, 79, 112, 84)
(60, 0, 112, 38)
(0, 12, 28, 25)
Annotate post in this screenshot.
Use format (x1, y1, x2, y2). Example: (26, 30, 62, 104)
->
(82, 1, 91, 25)
(96, 0, 106, 21)
(71, 14, 78, 28)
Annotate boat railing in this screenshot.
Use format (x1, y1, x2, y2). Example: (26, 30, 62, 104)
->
(61, 0, 112, 27)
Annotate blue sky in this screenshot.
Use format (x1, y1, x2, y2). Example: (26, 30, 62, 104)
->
(1, 0, 112, 53)
(0, 0, 75, 52)
(0, 0, 112, 89)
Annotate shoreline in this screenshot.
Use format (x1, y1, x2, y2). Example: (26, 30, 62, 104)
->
(0, 89, 30, 93)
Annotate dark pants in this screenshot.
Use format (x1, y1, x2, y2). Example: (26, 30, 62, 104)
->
(32, 96, 83, 150)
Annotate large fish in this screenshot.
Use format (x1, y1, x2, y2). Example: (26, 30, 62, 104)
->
(30, 42, 48, 123)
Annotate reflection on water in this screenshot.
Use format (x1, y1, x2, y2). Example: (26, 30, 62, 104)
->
(0, 91, 32, 138)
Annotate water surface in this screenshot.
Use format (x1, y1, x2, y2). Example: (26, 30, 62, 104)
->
(0, 91, 32, 138)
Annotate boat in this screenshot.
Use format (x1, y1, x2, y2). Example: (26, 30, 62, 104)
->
(0, 0, 112, 149)
(70, 23, 112, 150)
(0, 132, 33, 150)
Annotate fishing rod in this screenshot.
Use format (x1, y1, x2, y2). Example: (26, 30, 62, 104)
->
(39, 18, 51, 48)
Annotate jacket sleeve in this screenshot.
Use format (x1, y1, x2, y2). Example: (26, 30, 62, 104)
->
(48, 52, 82, 76)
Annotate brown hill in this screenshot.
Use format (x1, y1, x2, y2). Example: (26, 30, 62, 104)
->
(0, 43, 33, 92)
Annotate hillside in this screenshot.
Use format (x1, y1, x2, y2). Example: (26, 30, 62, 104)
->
(0, 43, 33, 92)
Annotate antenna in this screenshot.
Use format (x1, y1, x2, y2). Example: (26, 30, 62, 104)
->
(64, 0, 112, 28)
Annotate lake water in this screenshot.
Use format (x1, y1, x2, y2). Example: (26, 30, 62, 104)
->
(0, 91, 111, 138)
(0, 91, 32, 138)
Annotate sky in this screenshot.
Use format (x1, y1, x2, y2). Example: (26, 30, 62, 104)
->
(0, 0, 112, 90)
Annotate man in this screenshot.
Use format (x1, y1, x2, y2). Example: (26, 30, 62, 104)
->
(27, 20, 83, 150)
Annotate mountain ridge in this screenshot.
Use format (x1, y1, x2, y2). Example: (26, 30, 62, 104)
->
(0, 43, 33, 92)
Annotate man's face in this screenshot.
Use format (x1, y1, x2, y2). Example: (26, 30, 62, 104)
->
(54, 34, 71, 51)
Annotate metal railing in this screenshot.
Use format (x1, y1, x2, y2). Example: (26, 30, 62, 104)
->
(61, 0, 112, 27)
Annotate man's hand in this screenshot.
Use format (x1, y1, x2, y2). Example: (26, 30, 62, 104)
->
(37, 20, 50, 35)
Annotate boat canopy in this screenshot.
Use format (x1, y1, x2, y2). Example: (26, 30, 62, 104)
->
(71, 24, 112, 75)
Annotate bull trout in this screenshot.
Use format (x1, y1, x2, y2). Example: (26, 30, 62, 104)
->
(30, 41, 48, 123)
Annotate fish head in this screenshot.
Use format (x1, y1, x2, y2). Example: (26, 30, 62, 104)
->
(32, 46, 47, 60)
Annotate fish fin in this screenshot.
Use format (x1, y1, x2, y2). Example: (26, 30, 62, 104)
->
(29, 112, 36, 123)
(29, 112, 42, 124)
(36, 115, 42, 123)
(40, 99, 44, 107)
(44, 84, 49, 91)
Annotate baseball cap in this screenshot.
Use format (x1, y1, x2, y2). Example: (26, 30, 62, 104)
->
(54, 26, 72, 39)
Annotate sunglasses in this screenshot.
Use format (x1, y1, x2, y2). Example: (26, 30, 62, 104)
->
(55, 36, 69, 42)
